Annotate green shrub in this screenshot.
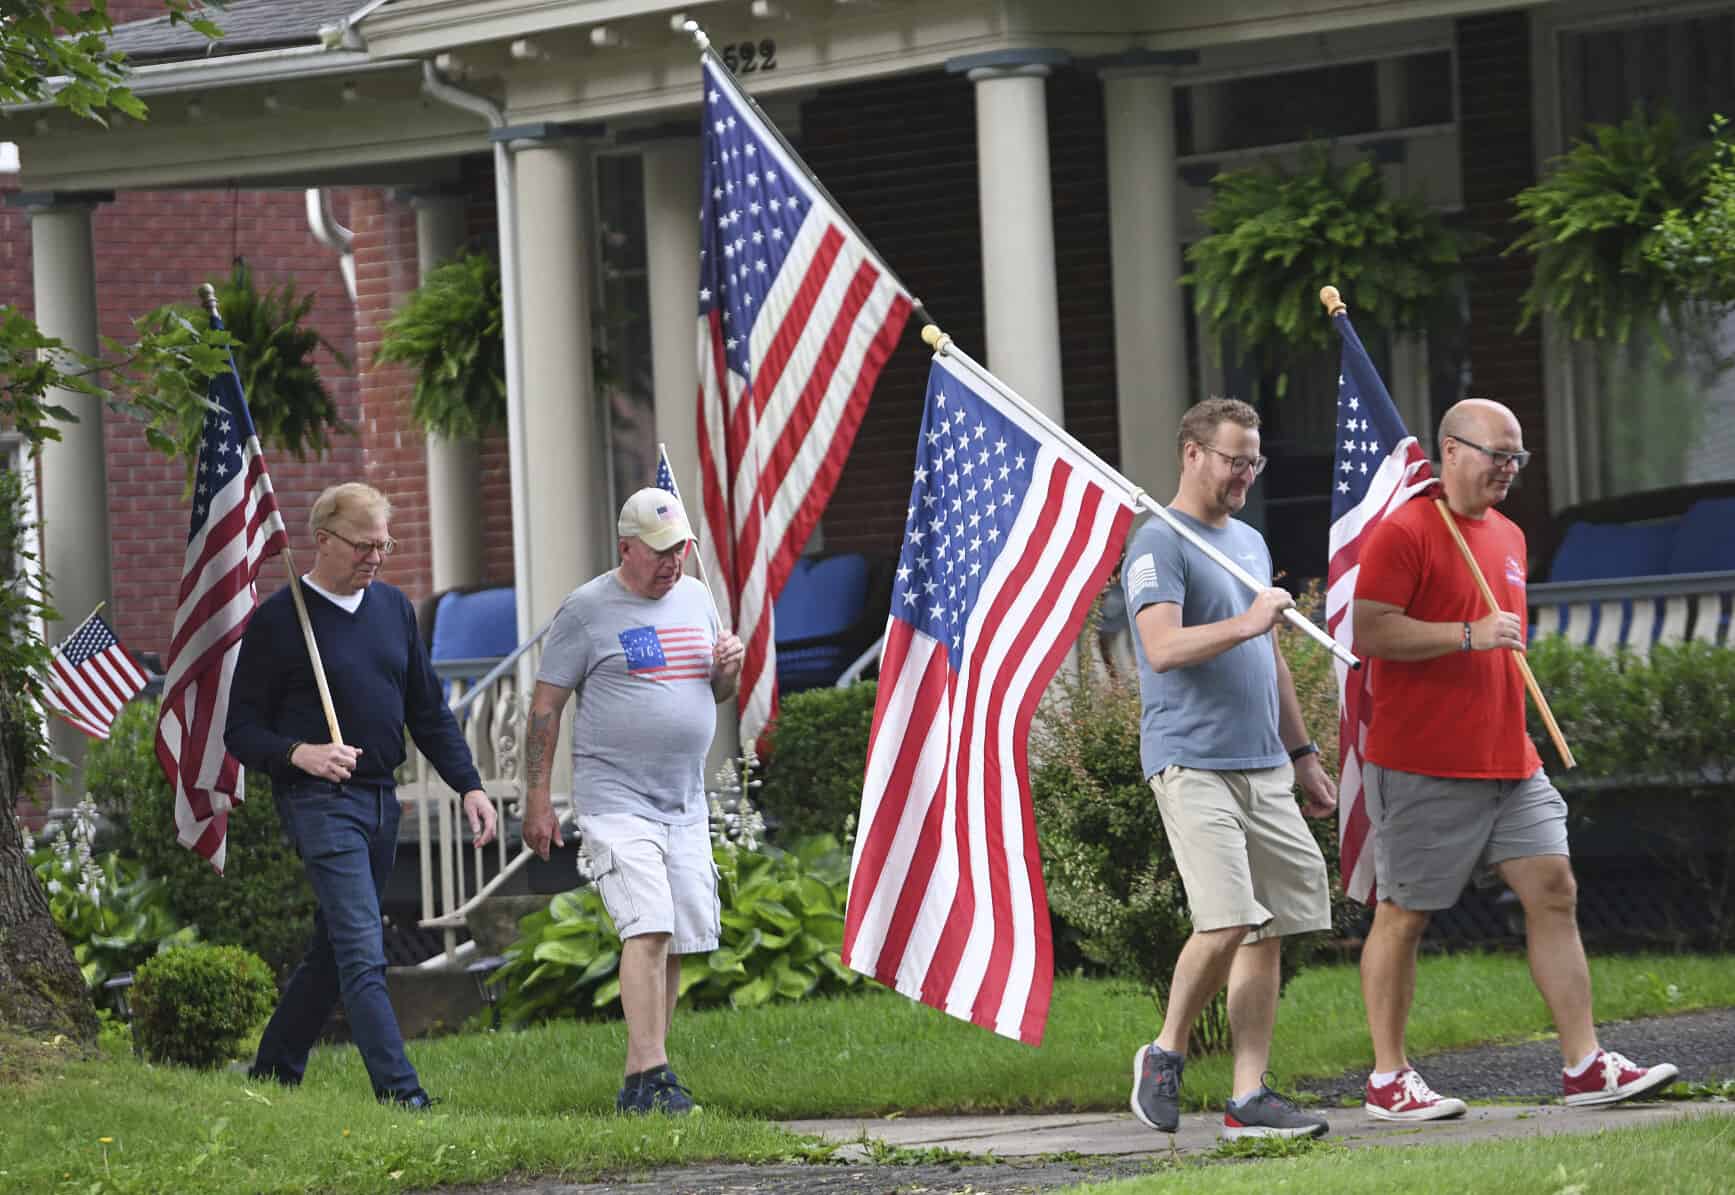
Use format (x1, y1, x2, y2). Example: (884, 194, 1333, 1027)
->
(1526, 637, 1735, 946)
(23, 801, 198, 1005)
(85, 700, 316, 979)
(755, 682, 877, 841)
(492, 835, 860, 1026)
(131, 944, 276, 1069)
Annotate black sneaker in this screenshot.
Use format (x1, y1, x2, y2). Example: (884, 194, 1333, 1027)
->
(617, 1065, 695, 1115)
(1222, 1082, 1328, 1140)
(1130, 1043, 1184, 1133)
(382, 1088, 440, 1112)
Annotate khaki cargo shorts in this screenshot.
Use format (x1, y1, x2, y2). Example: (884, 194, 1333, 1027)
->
(1149, 763, 1332, 942)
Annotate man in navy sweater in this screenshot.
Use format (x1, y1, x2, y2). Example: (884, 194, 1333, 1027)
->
(227, 482, 497, 1107)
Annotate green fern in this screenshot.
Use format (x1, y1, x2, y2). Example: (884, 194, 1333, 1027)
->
(373, 251, 505, 441)
(144, 259, 351, 472)
(1183, 143, 1475, 400)
(1507, 105, 1712, 344)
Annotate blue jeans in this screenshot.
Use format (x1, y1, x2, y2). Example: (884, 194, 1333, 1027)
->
(251, 781, 419, 1099)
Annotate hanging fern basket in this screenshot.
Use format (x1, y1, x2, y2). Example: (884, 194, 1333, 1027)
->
(373, 251, 506, 442)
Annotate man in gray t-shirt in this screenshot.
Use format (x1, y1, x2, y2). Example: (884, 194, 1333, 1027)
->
(1124, 398, 1337, 1144)
(522, 487, 744, 1117)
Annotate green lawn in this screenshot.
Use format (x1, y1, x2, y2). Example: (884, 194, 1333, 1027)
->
(1, 951, 1728, 1194)
(1067, 1114, 1735, 1194)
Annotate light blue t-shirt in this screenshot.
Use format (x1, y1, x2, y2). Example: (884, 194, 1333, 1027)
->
(1123, 510, 1284, 778)
(536, 573, 720, 824)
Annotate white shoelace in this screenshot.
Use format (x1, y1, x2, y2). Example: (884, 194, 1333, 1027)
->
(1597, 1051, 1635, 1087)
(1400, 1068, 1446, 1107)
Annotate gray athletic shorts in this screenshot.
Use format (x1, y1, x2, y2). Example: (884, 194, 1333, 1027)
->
(1363, 764, 1570, 912)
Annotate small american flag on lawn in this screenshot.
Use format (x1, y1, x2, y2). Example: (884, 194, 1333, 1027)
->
(154, 311, 289, 873)
(1325, 309, 1436, 904)
(842, 357, 1135, 1045)
(45, 611, 147, 739)
(694, 55, 913, 751)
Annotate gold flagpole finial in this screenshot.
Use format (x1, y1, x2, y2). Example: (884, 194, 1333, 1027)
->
(1320, 285, 1347, 318)
(921, 323, 952, 354)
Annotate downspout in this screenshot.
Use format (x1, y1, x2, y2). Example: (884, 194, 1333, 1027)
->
(419, 63, 533, 655)
(304, 188, 357, 305)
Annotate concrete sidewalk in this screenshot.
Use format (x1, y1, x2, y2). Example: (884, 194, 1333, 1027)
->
(782, 1099, 1735, 1161)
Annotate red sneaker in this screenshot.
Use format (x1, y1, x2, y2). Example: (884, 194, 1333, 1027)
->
(1364, 1067, 1468, 1122)
(1562, 1051, 1679, 1107)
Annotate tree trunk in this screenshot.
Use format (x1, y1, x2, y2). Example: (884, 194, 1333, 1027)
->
(0, 713, 97, 1041)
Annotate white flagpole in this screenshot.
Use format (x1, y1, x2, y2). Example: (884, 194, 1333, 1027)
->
(920, 324, 1361, 671)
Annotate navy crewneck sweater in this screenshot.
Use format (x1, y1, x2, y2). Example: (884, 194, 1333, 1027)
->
(226, 580, 483, 795)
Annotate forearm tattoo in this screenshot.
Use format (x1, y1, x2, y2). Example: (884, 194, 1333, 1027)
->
(526, 710, 556, 789)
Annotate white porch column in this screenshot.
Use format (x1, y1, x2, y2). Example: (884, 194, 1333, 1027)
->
(412, 192, 485, 592)
(641, 138, 702, 503)
(950, 51, 1068, 423)
(506, 126, 608, 632)
(640, 136, 740, 778)
(19, 193, 110, 805)
(1103, 63, 1192, 502)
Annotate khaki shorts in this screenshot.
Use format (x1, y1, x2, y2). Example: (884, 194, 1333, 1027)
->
(577, 813, 721, 954)
(1149, 763, 1331, 942)
(1363, 765, 1569, 912)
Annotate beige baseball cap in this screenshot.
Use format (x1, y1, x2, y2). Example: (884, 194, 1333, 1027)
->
(617, 487, 696, 552)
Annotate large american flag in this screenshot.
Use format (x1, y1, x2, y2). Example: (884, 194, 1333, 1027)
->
(842, 357, 1135, 1045)
(1325, 310, 1436, 904)
(45, 611, 147, 740)
(694, 56, 913, 751)
(154, 313, 289, 873)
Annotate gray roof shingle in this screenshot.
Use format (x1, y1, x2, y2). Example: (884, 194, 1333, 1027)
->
(107, 0, 376, 63)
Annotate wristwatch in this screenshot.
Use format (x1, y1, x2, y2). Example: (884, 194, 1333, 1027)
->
(1288, 741, 1319, 762)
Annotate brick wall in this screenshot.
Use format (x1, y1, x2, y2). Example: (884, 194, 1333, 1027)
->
(1457, 11, 1551, 543)
(350, 189, 434, 600)
(799, 66, 1119, 560)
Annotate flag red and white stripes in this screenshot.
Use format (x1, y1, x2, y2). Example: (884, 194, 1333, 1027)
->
(45, 611, 147, 740)
(154, 318, 288, 874)
(1325, 313, 1436, 904)
(842, 358, 1135, 1045)
(694, 57, 913, 749)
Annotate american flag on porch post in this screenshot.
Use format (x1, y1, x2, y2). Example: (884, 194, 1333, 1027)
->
(154, 312, 289, 873)
(1325, 306, 1436, 904)
(842, 355, 1136, 1045)
(694, 55, 914, 750)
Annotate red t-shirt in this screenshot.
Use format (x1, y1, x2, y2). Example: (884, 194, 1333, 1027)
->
(1354, 499, 1541, 779)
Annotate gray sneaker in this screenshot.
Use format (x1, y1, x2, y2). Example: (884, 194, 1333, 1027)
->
(1222, 1083, 1329, 1140)
(1130, 1043, 1184, 1133)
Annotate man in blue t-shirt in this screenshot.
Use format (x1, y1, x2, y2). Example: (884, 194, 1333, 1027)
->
(227, 482, 497, 1108)
(1123, 398, 1337, 1142)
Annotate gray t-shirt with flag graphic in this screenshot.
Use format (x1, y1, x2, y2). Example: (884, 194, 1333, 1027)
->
(536, 572, 720, 824)
(1123, 510, 1285, 779)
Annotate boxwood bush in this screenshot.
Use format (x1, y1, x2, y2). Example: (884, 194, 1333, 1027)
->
(84, 700, 316, 979)
(754, 681, 877, 842)
(132, 944, 277, 1069)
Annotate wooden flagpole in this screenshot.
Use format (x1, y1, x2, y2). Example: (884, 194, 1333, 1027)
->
(1430, 499, 1575, 768)
(199, 284, 343, 746)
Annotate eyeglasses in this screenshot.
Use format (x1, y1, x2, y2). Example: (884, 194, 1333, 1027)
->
(322, 527, 397, 556)
(1198, 443, 1268, 477)
(1447, 435, 1531, 471)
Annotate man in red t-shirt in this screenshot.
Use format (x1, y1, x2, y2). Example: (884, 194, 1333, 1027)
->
(1351, 399, 1677, 1120)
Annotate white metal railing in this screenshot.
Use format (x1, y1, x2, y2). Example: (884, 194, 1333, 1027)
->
(1527, 570, 1735, 657)
(401, 616, 565, 961)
